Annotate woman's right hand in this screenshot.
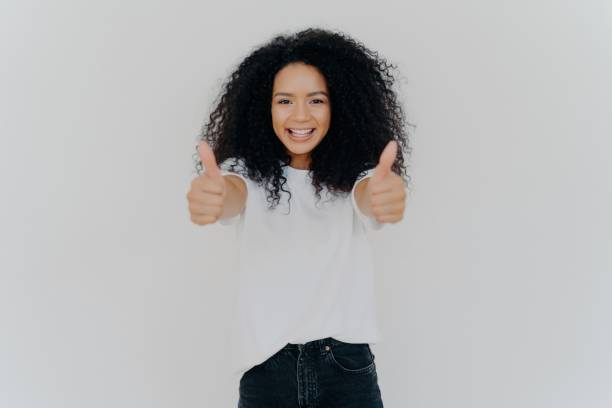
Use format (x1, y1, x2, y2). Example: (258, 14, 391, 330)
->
(186, 141, 227, 225)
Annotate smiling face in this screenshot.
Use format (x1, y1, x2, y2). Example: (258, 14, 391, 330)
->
(271, 62, 331, 170)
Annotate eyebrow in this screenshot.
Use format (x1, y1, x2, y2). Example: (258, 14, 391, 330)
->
(273, 91, 329, 97)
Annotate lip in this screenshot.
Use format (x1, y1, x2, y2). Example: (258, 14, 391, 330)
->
(286, 128, 315, 142)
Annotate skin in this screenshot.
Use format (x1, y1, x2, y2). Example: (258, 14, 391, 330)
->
(271, 62, 331, 170)
(359, 140, 406, 224)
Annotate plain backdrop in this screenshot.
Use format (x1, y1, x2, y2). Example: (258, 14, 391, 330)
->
(1, 1, 611, 407)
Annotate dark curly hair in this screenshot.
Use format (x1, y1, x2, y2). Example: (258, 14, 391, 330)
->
(193, 27, 413, 210)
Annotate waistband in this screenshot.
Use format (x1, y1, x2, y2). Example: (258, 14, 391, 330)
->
(282, 337, 344, 352)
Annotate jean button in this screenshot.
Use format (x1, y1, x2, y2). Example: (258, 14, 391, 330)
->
(324, 345, 330, 351)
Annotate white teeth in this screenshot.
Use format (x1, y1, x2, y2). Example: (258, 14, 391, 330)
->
(289, 128, 314, 135)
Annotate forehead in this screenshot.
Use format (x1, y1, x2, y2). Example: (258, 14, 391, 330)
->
(272, 62, 328, 91)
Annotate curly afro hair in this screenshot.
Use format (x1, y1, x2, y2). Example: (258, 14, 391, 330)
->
(194, 27, 412, 210)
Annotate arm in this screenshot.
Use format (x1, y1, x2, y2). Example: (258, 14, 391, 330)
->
(351, 171, 384, 231)
(354, 177, 374, 219)
(219, 175, 247, 220)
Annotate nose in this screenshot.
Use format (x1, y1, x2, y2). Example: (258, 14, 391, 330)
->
(292, 100, 311, 121)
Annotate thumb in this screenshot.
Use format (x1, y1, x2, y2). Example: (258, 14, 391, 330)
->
(371, 140, 397, 183)
(198, 141, 223, 181)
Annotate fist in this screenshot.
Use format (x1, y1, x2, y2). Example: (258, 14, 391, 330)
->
(364, 141, 406, 224)
(186, 141, 227, 225)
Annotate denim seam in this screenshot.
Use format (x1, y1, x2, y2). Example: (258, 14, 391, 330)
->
(327, 346, 376, 374)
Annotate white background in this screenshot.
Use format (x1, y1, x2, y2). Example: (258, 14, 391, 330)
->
(1, 1, 610, 407)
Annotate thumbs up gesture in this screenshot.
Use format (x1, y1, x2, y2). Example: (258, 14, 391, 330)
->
(186, 141, 228, 225)
(363, 141, 406, 224)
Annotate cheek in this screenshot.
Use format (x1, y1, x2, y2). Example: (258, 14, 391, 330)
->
(316, 109, 331, 128)
(271, 109, 287, 128)
(271, 112, 287, 137)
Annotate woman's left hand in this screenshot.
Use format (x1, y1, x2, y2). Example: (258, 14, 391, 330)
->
(364, 141, 407, 224)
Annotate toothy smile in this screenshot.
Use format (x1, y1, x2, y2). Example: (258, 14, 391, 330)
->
(287, 128, 315, 136)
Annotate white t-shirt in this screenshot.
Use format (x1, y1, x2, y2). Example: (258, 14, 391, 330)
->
(217, 157, 385, 380)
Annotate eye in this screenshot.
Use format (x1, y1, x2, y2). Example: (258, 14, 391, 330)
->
(278, 99, 291, 104)
(311, 99, 325, 104)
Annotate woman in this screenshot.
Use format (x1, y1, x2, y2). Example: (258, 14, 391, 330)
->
(187, 27, 411, 407)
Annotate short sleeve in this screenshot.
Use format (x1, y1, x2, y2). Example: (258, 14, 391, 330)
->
(351, 168, 384, 231)
(217, 157, 248, 226)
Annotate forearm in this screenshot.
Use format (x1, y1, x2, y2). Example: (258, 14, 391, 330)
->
(220, 175, 246, 220)
(354, 177, 374, 218)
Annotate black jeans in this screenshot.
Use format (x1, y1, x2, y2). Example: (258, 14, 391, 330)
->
(238, 337, 384, 408)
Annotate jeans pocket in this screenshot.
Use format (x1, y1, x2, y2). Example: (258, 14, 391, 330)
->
(327, 340, 376, 374)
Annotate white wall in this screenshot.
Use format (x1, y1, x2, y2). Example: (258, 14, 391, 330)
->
(1, 1, 610, 407)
